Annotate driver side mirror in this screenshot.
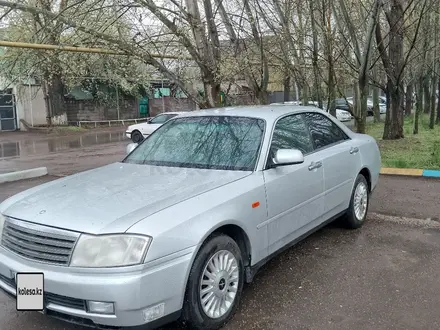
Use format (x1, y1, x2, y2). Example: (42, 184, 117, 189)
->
(126, 143, 138, 155)
(272, 149, 304, 167)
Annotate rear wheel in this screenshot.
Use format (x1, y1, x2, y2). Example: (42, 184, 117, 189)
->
(131, 130, 143, 143)
(183, 234, 244, 330)
(343, 174, 369, 229)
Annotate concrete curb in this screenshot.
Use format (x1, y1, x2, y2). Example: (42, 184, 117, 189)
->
(380, 168, 440, 178)
(0, 167, 48, 184)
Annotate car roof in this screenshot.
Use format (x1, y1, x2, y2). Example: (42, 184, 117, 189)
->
(174, 105, 327, 122)
(155, 111, 186, 116)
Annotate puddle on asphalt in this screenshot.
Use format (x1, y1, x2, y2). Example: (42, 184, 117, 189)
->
(0, 131, 127, 159)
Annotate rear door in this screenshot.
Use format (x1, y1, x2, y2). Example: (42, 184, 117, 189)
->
(303, 112, 362, 219)
(263, 113, 325, 254)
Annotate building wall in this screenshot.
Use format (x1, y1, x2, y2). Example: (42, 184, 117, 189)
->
(65, 96, 197, 122)
(14, 84, 46, 129)
(65, 97, 139, 121)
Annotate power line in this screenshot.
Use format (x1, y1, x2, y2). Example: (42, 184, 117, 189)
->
(0, 40, 194, 60)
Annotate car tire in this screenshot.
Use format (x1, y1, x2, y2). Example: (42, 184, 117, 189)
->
(183, 234, 244, 330)
(343, 174, 369, 229)
(131, 130, 143, 143)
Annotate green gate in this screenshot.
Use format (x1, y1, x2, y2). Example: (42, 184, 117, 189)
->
(139, 96, 149, 117)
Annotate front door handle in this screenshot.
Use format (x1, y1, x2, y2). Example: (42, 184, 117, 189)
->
(308, 161, 323, 171)
(350, 146, 359, 154)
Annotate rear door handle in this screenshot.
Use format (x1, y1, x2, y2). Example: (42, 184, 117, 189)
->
(350, 147, 359, 154)
(308, 161, 323, 171)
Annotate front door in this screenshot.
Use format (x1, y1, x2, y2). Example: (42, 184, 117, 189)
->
(263, 113, 324, 255)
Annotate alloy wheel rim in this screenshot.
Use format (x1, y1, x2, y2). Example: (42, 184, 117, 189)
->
(199, 250, 239, 319)
(354, 181, 368, 221)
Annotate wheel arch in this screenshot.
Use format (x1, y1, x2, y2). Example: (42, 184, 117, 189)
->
(359, 167, 372, 192)
(194, 222, 252, 268)
(180, 221, 252, 308)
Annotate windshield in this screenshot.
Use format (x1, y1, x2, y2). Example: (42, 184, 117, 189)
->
(124, 116, 265, 171)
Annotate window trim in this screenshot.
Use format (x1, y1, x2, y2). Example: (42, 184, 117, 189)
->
(263, 111, 353, 170)
(263, 112, 314, 170)
(303, 111, 350, 152)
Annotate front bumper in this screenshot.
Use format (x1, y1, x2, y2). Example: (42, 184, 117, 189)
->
(0, 246, 194, 328)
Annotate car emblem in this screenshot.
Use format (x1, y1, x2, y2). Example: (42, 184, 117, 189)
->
(39, 210, 46, 214)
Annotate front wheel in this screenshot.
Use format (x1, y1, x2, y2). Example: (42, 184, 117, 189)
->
(343, 174, 369, 229)
(131, 130, 143, 143)
(183, 234, 244, 330)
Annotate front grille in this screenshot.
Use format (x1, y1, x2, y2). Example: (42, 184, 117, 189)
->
(1, 218, 80, 265)
(46, 292, 86, 310)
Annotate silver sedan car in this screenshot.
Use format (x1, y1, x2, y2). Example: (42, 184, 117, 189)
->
(0, 106, 381, 329)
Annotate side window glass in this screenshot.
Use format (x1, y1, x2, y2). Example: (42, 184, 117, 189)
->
(304, 112, 348, 149)
(150, 115, 167, 124)
(268, 114, 314, 164)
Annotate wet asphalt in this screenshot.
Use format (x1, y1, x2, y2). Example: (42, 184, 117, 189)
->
(0, 128, 126, 175)
(1, 124, 440, 330)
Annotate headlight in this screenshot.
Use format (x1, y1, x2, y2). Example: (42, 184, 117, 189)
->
(0, 213, 5, 242)
(70, 234, 152, 268)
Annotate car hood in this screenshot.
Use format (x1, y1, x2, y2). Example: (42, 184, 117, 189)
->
(127, 122, 144, 131)
(0, 163, 251, 234)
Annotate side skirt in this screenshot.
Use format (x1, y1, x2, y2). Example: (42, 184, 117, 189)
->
(244, 210, 348, 283)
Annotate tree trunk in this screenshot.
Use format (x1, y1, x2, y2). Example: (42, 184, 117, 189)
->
(399, 92, 405, 125)
(309, 0, 322, 108)
(437, 79, 440, 124)
(358, 79, 368, 133)
(327, 71, 336, 116)
(257, 90, 269, 105)
(42, 80, 52, 126)
(430, 75, 437, 128)
(384, 87, 404, 139)
(327, 57, 336, 116)
(414, 78, 423, 134)
(405, 83, 413, 116)
(376, 0, 405, 140)
(283, 73, 291, 102)
(353, 82, 363, 131)
(372, 64, 381, 122)
(423, 75, 431, 114)
(47, 74, 64, 117)
(301, 85, 309, 106)
(200, 79, 221, 108)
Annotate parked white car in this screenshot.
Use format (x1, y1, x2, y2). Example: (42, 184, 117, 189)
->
(335, 109, 353, 122)
(347, 97, 387, 115)
(0, 105, 381, 330)
(314, 104, 352, 122)
(126, 112, 185, 143)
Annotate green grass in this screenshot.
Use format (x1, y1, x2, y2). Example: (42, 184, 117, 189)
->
(366, 115, 440, 170)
